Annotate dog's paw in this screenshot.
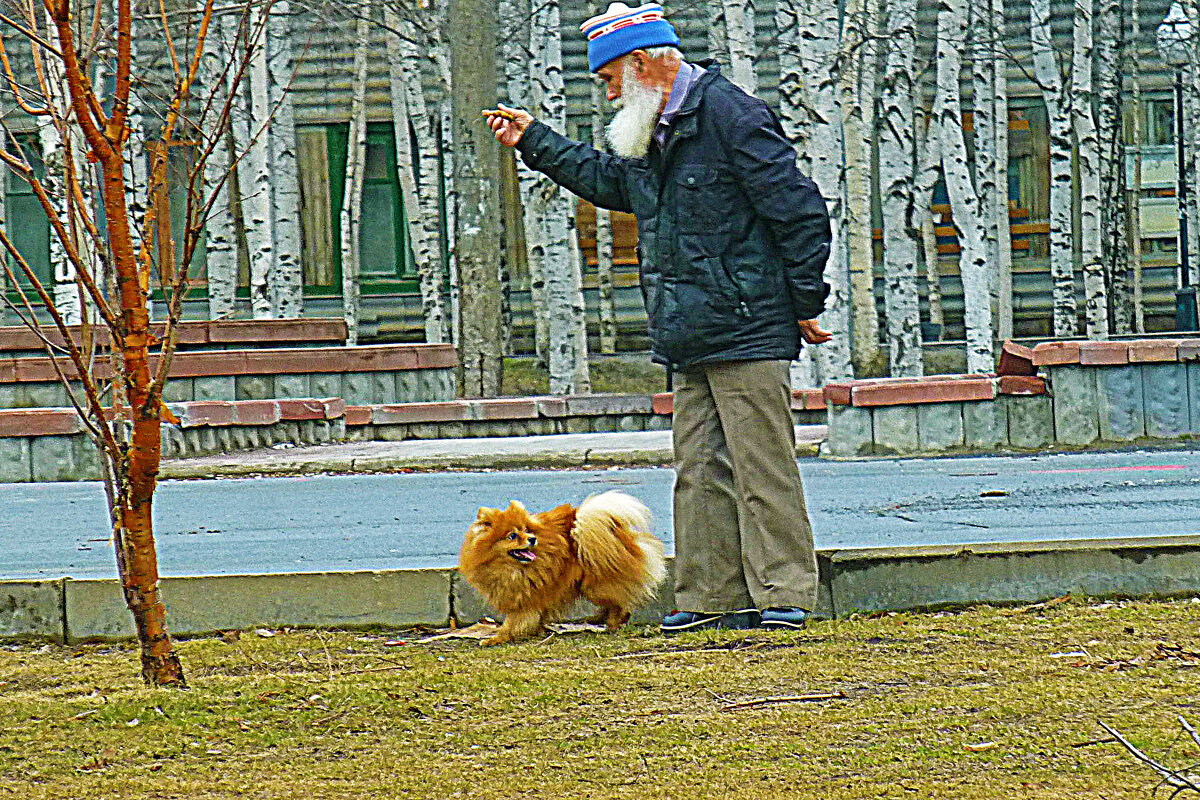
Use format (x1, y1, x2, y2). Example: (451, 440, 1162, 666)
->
(480, 635, 507, 647)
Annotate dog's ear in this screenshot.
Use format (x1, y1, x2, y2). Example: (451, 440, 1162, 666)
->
(535, 503, 577, 535)
(506, 500, 527, 514)
(476, 506, 497, 523)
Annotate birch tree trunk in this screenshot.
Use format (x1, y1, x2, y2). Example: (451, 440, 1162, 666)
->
(916, 111, 945, 337)
(591, 72, 617, 355)
(721, 0, 758, 93)
(123, 0, 149, 271)
(842, 0, 882, 375)
(777, 0, 822, 387)
(433, 2, 460, 351)
(531, 0, 590, 394)
(1073, 0, 1110, 338)
(1131, 0, 1146, 332)
(340, 11, 370, 345)
(40, 20, 81, 324)
(501, 0, 548, 363)
(708, 0, 728, 64)
(1186, 2, 1200, 288)
(879, 0, 923, 376)
(1031, 0, 1079, 337)
(970, 0, 1001, 339)
(267, 1, 303, 318)
(805, 0, 853, 380)
(775, 0, 813, 174)
(938, 0, 993, 373)
(387, 7, 449, 343)
(244, 6, 275, 320)
(1097, 0, 1129, 332)
(201, 18, 237, 318)
(992, 0, 1014, 341)
(450, 0, 504, 396)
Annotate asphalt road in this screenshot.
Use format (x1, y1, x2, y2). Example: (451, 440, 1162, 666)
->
(6, 448, 1200, 580)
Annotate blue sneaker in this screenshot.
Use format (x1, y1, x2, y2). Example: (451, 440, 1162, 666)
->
(760, 607, 808, 629)
(660, 609, 760, 633)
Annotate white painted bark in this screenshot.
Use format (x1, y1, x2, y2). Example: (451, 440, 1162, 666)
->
(501, 0, 548, 363)
(243, 5, 275, 320)
(721, 0, 758, 94)
(937, 0, 993, 373)
(970, 0, 1000, 337)
(531, 0, 590, 394)
(1031, 0, 1079, 337)
(1072, 0, 1110, 338)
(805, 0, 853, 380)
(387, 7, 448, 343)
(202, 16, 237, 318)
(267, 1, 303, 319)
(340, 11, 370, 346)
(992, 0, 1014, 341)
(915, 111, 944, 335)
(842, 0, 880, 375)
(879, 0, 923, 376)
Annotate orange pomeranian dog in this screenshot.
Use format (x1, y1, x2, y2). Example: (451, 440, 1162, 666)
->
(458, 491, 666, 646)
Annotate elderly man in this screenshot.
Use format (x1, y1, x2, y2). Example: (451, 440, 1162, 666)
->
(485, 2, 832, 632)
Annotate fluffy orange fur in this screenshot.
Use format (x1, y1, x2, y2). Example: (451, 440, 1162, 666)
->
(458, 491, 666, 646)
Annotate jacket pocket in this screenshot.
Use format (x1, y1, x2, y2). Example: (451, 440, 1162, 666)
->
(699, 257, 751, 318)
(674, 166, 737, 235)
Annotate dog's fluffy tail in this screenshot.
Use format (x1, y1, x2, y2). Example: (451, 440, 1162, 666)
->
(573, 491, 666, 609)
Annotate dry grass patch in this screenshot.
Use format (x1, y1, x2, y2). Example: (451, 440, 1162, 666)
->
(2, 598, 1199, 799)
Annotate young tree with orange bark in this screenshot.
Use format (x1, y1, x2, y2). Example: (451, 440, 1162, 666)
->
(0, 0, 264, 685)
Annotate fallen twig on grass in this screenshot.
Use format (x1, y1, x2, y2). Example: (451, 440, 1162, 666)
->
(1098, 719, 1200, 795)
(721, 691, 846, 712)
(1070, 736, 1118, 748)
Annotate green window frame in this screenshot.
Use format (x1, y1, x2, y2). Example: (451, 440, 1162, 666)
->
(326, 122, 417, 294)
(4, 133, 51, 294)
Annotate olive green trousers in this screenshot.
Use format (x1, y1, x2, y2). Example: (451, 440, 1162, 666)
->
(671, 359, 819, 612)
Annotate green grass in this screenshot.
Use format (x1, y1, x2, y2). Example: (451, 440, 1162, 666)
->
(502, 355, 668, 396)
(3, 598, 1200, 799)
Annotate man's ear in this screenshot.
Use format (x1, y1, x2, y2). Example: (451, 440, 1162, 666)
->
(628, 49, 648, 76)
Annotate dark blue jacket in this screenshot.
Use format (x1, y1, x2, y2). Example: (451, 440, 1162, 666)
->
(516, 64, 832, 370)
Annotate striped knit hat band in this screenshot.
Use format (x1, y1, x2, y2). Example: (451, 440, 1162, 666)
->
(580, 3, 682, 72)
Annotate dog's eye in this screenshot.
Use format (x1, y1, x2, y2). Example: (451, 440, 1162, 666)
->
(508, 532, 518, 541)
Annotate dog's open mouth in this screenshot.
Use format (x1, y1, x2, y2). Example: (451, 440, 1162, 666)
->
(508, 549, 537, 563)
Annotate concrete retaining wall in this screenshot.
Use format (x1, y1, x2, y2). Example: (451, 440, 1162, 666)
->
(8, 535, 1198, 642)
(824, 339, 1200, 457)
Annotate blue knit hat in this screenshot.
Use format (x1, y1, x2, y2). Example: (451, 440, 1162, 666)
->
(581, 3, 681, 72)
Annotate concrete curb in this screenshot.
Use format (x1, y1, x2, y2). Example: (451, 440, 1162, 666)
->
(7, 535, 1199, 642)
(159, 433, 823, 478)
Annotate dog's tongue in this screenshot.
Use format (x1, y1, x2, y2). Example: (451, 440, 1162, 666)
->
(518, 550, 537, 561)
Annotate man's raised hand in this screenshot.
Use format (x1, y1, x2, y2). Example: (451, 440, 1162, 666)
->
(483, 103, 533, 147)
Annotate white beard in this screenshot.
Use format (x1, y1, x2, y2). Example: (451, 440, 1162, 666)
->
(605, 63, 665, 159)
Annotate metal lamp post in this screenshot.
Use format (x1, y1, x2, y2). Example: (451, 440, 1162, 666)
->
(1158, 1, 1198, 331)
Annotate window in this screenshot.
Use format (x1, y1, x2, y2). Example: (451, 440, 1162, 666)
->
(4, 134, 51, 288)
(324, 122, 414, 291)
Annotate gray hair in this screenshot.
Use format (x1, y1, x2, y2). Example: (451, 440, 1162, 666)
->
(643, 45, 683, 61)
